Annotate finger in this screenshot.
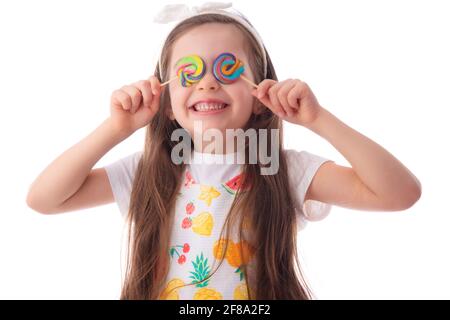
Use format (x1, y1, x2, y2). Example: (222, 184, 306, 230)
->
(287, 82, 302, 111)
(148, 75, 162, 95)
(256, 79, 276, 99)
(121, 85, 142, 114)
(267, 82, 287, 117)
(253, 80, 279, 114)
(148, 90, 161, 117)
(148, 76, 163, 115)
(277, 79, 297, 117)
(112, 89, 132, 111)
(134, 80, 153, 110)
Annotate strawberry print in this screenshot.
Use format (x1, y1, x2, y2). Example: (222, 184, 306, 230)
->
(185, 201, 195, 215)
(182, 217, 192, 229)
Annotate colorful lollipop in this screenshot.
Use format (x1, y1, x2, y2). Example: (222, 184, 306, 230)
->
(159, 52, 258, 88)
(213, 52, 258, 88)
(213, 52, 244, 84)
(161, 54, 205, 87)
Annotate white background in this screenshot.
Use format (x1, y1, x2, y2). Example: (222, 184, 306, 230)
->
(1, 0, 448, 299)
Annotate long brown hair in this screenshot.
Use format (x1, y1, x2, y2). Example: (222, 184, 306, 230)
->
(120, 14, 314, 300)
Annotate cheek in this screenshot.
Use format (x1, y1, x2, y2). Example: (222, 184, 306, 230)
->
(169, 88, 189, 114)
(232, 88, 254, 112)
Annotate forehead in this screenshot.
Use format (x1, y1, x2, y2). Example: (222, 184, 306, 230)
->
(171, 23, 248, 64)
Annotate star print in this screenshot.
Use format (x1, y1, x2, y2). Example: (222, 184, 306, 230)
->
(198, 185, 221, 206)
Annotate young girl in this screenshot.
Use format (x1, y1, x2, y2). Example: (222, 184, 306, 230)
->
(26, 3, 421, 300)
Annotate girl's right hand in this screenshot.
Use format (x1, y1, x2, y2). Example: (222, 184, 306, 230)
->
(109, 75, 164, 137)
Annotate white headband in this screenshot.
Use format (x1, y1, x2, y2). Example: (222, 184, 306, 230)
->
(153, 2, 268, 80)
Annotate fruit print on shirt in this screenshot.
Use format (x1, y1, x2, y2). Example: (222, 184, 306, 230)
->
(221, 173, 250, 195)
(160, 278, 245, 300)
(159, 278, 185, 300)
(185, 201, 195, 214)
(161, 169, 253, 300)
(192, 212, 213, 236)
(213, 238, 255, 281)
(181, 196, 214, 236)
(184, 170, 196, 188)
(193, 287, 223, 300)
(198, 185, 221, 206)
(169, 243, 190, 265)
(181, 212, 214, 236)
(189, 252, 211, 287)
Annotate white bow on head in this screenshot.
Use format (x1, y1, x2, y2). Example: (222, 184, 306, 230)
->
(153, 2, 268, 78)
(154, 2, 233, 24)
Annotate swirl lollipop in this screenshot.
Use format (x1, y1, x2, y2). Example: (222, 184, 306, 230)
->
(161, 54, 206, 87)
(213, 52, 258, 88)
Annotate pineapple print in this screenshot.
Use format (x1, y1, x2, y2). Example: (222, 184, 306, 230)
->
(213, 239, 255, 281)
(198, 185, 221, 206)
(192, 212, 214, 236)
(189, 252, 211, 287)
(159, 278, 185, 300)
(234, 283, 250, 300)
(194, 288, 223, 300)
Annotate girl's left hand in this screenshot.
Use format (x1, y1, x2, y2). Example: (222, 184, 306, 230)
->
(251, 79, 323, 127)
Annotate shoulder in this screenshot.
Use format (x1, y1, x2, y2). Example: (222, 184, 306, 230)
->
(103, 150, 143, 218)
(104, 150, 143, 187)
(283, 149, 333, 183)
(105, 150, 142, 172)
(283, 148, 329, 162)
(282, 149, 334, 226)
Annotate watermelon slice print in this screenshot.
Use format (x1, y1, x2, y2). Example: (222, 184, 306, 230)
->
(184, 170, 196, 188)
(222, 173, 249, 195)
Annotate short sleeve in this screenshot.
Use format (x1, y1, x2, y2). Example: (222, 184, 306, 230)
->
(104, 151, 143, 218)
(284, 149, 334, 230)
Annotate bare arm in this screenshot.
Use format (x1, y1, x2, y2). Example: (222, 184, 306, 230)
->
(304, 107, 421, 210)
(26, 118, 129, 214)
(253, 79, 421, 211)
(26, 76, 163, 214)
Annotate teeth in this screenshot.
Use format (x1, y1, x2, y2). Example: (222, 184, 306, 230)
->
(193, 103, 227, 112)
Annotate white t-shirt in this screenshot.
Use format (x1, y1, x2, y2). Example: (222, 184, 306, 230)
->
(105, 149, 333, 299)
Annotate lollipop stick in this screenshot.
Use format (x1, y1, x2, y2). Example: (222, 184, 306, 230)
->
(160, 76, 178, 87)
(240, 75, 258, 89)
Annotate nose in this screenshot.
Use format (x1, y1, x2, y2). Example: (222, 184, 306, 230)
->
(196, 72, 220, 91)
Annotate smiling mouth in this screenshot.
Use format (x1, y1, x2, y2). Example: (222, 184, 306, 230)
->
(189, 103, 230, 113)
